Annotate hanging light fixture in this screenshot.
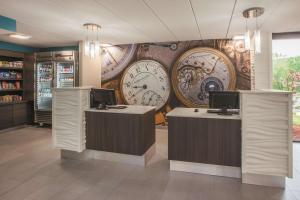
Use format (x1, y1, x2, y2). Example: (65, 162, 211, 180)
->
(254, 16, 261, 54)
(242, 7, 264, 54)
(83, 23, 101, 59)
(244, 19, 251, 50)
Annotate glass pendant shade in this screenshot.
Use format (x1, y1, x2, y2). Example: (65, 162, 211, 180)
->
(84, 40, 90, 56)
(83, 23, 101, 59)
(90, 42, 95, 59)
(95, 41, 100, 56)
(254, 30, 261, 54)
(244, 30, 251, 50)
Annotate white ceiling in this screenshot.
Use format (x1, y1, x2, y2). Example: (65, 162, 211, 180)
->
(0, 0, 299, 47)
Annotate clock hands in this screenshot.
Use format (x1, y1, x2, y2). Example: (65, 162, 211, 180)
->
(133, 84, 147, 89)
(128, 84, 149, 100)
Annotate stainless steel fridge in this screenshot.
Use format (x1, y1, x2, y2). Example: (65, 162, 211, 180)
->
(34, 51, 79, 125)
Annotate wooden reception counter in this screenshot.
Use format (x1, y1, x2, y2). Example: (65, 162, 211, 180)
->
(167, 90, 293, 187)
(84, 105, 156, 165)
(85, 106, 155, 155)
(167, 108, 241, 178)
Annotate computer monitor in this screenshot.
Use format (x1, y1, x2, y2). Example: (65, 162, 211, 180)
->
(90, 88, 117, 108)
(209, 91, 240, 109)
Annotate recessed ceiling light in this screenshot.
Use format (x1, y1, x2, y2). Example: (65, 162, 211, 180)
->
(232, 35, 244, 40)
(9, 33, 32, 40)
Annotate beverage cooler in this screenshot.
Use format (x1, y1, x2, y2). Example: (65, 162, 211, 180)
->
(35, 51, 79, 125)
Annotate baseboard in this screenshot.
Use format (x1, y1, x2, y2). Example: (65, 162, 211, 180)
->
(0, 125, 31, 134)
(242, 173, 286, 188)
(170, 160, 241, 178)
(61, 144, 156, 166)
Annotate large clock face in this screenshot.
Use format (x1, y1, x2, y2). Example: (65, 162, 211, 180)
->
(101, 44, 137, 82)
(171, 47, 236, 107)
(120, 60, 170, 110)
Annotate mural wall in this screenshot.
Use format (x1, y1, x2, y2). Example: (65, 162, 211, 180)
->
(101, 39, 251, 124)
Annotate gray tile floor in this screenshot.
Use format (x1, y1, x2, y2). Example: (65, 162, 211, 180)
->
(0, 126, 299, 200)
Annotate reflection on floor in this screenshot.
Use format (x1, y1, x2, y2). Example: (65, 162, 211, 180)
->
(0, 127, 300, 200)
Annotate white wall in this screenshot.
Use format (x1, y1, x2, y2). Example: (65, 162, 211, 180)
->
(252, 31, 273, 90)
(78, 41, 101, 87)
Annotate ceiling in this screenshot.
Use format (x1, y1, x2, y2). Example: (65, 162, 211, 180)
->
(0, 0, 299, 47)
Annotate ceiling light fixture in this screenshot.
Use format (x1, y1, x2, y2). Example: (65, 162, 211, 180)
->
(243, 7, 264, 54)
(83, 23, 101, 59)
(9, 33, 32, 40)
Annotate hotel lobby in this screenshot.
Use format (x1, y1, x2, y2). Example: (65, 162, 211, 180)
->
(0, 0, 300, 199)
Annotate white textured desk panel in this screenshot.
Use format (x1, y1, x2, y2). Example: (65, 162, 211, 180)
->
(85, 105, 156, 115)
(166, 107, 241, 120)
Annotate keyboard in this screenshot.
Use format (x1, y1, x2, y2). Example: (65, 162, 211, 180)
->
(107, 105, 127, 109)
(207, 109, 221, 113)
(207, 109, 239, 115)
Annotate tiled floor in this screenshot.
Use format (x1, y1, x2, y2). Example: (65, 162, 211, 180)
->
(0, 126, 299, 200)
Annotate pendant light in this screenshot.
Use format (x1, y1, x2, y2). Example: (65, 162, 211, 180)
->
(244, 19, 251, 50)
(254, 17, 261, 53)
(242, 7, 264, 54)
(83, 23, 101, 59)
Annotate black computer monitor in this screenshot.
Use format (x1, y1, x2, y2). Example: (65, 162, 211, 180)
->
(90, 88, 117, 108)
(209, 91, 240, 109)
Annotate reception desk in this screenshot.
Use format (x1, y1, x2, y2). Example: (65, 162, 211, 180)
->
(167, 108, 241, 178)
(52, 87, 156, 166)
(84, 106, 156, 165)
(52, 88, 293, 187)
(167, 90, 293, 187)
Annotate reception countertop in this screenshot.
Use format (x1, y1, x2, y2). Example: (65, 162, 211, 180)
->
(166, 107, 241, 120)
(85, 105, 156, 115)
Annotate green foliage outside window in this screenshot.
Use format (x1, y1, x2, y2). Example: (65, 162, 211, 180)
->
(272, 54, 300, 93)
(273, 54, 300, 126)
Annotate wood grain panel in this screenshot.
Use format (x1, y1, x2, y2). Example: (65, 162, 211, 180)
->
(23, 53, 35, 101)
(0, 104, 13, 130)
(168, 117, 241, 167)
(13, 103, 28, 125)
(0, 102, 30, 130)
(86, 110, 155, 156)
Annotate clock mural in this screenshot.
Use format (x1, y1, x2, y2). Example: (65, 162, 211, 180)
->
(101, 44, 137, 82)
(101, 39, 251, 124)
(171, 47, 236, 107)
(120, 60, 170, 110)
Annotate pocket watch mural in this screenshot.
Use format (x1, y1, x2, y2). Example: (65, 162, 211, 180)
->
(101, 39, 250, 125)
(120, 60, 170, 110)
(171, 47, 236, 107)
(101, 44, 137, 82)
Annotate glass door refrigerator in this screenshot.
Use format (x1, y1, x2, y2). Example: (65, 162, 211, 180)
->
(37, 61, 53, 110)
(54, 51, 78, 88)
(35, 51, 78, 125)
(35, 52, 53, 125)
